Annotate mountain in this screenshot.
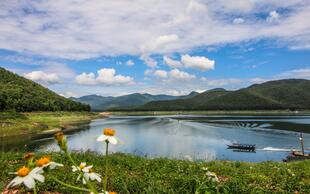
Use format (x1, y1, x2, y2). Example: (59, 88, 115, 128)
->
(0, 67, 90, 112)
(129, 79, 310, 111)
(72, 92, 199, 111)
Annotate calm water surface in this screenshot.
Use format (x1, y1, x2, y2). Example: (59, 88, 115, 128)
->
(7, 115, 310, 162)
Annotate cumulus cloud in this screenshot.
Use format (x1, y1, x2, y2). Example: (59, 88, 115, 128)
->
(75, 72, 96, 85)
(140, 54, 158, 68)
(154, 70, 168, 78)
(233, 18, 245, 24)
(0, 0, 309, 60)
(126, 60, 134, 66)
(169, 69, 195, 80)
(267, 10, 280, 23)
(75, 68, 133, 86)
(24, 71, 60, 84)
(163, 56, 183, 68)
(181, 54, 215, 71)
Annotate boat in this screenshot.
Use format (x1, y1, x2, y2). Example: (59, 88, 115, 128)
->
(227, 143, 256, 151)
(283, 133, 310, 162)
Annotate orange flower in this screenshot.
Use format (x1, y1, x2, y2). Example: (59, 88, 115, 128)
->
(35, 156, 51, 167)
(17, 166, 30, 177)
(103, 128, 115, 136)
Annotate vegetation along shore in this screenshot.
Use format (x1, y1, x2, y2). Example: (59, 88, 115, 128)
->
(0, 152, 309, 193)
(0, 111, 103, 138)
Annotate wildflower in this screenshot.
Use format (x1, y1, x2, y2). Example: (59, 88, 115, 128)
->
(90, 191, 117, 194)
(83, 168, 102, 184)
(35, 156, 63, 169)
(72, 162, 101, 184)
(97, 128, 118, 144)
(23, 152, 35, 161)
(7, 166, 44, 189)
(206, 171, 219, 182)
(202, 167, 208, 171)
(72, 162, 93, 173)
(54, 131, 67, 151)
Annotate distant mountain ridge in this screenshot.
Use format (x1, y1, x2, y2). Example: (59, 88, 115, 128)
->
(112, 79, 310, 111)
(0, 67, 90, 112)
(71, 92, 199, 111)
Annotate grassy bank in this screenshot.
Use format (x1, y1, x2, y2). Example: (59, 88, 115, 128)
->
(0, 152, 309, 193)
(0, 111, 102, 137)
(108, 110, 310, 116)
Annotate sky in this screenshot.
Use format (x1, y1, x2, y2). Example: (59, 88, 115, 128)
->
(0, 0, 310, 97)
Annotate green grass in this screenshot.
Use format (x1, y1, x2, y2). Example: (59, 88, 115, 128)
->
(0, 111, 102, 137)
(0, 152, 309, 193)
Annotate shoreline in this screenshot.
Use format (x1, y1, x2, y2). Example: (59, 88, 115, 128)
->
(106, 110, 310, 116)
(0, 111, 105, 138)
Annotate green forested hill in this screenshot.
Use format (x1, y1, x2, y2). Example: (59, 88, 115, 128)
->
(0, 67, 90, 111)
(71, 92, 199, 111)
(126, 79, 310, 111)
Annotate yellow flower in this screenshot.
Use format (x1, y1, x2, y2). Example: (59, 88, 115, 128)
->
(97, 128, 119, 144)
(8, 166, 44, 189)
(36, 156, 51, 167)
(35, 156, 63, 169)
(103, 128, 115, 136)
(17, 166, 30, 177)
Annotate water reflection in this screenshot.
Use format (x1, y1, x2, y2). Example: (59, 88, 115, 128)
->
(3, 115, 310, 162)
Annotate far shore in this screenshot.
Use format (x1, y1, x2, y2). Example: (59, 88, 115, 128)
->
(105, 110, 310, 116)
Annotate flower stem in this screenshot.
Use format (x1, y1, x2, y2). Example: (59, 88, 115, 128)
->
(50, 175, 91, 192)
(104, 140, 109, 192)
(33, 185, 37, 194)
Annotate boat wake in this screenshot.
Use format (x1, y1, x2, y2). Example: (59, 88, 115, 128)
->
(258, 147, 295, 152)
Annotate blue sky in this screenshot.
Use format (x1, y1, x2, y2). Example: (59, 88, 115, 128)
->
(0, 0, 310, 97)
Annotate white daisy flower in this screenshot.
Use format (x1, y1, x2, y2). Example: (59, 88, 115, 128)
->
(84, 171, 102, 183)
(36, 156, 63, 170)
(73, 162, 101, 184)
(97, 128, 119, 145)
(7, 166, 44, 189)
(72, 162, 93, 173)
(206, 171, 219, 182)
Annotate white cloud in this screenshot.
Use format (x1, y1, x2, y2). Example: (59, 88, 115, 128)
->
(181, 54, 215, 71)
(140, 54, 158, 68)
(126, 60, 134, 66)
(249, 77, 268, 84)
(279, 68, 310, 79)
(142, 34, 179, 52)
(144, 69, 154, 76)
(267, 10, 280, 23)
(60, 91, 78, 98)
(75, 68, 133, 86)
(24, 71, 60, 84)
(96, 68, 133, 85)
(75, 72, 96, 85)
(233, 18, 245, 24)
(201, 77, 241, 87)
(0, 0, 309, 60)
(163, 56, 183, 68)
(169, 69, 195, 80)
(154, 70, 168, 78)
